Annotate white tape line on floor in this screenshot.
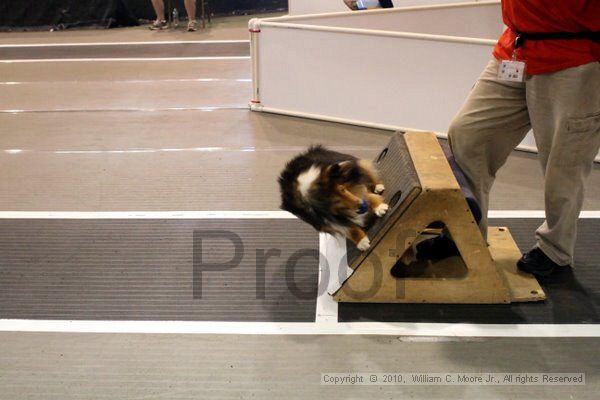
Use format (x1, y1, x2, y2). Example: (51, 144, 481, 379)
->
(0, 319, 599, 337)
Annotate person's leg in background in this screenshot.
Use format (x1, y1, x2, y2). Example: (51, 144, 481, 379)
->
(149, 0, 167, 30)
(524, 62, 600, 270)
(448, 59, 532, 238)
(184, 0, 198, 31)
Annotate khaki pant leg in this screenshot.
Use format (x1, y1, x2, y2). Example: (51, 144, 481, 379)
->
(526, 62, 600, 265)
(448, 59, 532, 237)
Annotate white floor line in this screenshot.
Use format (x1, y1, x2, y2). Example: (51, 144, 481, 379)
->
(0, 40, 249, 48)
(0, 210, 597, 219)
(0, 319, 598, 337)
(0, 211, 296, 219)
(0, 56, 250, 63)
(489, 210, 600, 219)
(0, 78, 252, 85)
(1, 145, 383, 156)
(315, 233, 339, 324)
(0, 106, 247, 114)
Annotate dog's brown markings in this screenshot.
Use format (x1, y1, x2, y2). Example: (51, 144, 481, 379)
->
(336, 185, 362, 207)
(366, 192, 384, 211)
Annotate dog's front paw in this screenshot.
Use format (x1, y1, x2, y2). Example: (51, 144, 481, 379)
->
(374, 184, 385, 194)
(357, 236, 371, 251)
(375, 203, 389, 217)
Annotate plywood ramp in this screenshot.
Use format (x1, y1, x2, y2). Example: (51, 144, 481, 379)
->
(332, 132, 545, 304)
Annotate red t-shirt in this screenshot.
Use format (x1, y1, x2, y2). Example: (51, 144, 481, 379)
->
(493, 0, 600, 75)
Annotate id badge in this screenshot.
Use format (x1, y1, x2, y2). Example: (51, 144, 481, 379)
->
(498, 60, 526, 82)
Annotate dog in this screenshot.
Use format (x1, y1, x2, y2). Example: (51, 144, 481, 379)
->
(278, 145, 389, 251)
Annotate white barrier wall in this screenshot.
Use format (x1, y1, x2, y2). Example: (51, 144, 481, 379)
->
(252, 1, 599, 161)
(285, 4, 502, 38)
(251, 2, 502, 133)
(288, 0, 481, 16)
(288, 0, 348, 15)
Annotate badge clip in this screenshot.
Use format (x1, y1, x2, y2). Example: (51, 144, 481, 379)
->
(498, 34, 527, 82)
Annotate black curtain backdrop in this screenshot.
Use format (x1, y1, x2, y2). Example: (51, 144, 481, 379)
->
(127, 0, 288, 20)
(0, 0, 288, 30)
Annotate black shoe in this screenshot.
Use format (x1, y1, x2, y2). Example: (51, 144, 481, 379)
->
(517, 247, 570, 277)
(415, 234, 460, 261)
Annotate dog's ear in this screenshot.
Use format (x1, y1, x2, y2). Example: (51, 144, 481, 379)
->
(329, 161, 351, 179)
(329, 162, 342, 178)
(347, 164, 361, 181)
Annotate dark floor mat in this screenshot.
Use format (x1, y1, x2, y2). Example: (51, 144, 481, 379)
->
(0, 41, 250, 60)
(0, 218, 318, 321)
(339, 218, 600, 324)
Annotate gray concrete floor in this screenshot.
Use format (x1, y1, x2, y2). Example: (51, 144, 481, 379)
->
(0, 13, 599, 400)
(1, 333, 598, 400)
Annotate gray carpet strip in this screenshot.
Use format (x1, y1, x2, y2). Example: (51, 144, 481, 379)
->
(2, 217, 598, 323)
(0, 42, 250, 60)
(0, 219, 318, 321)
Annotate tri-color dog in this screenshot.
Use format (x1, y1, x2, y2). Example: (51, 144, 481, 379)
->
(278, 145, 389, 251)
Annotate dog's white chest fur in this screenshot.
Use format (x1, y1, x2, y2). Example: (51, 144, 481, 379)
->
(297, 166, 321, 198)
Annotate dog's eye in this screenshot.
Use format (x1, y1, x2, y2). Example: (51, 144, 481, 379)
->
(376, 148, 388, 164)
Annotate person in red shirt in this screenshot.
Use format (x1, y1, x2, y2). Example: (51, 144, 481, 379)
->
(448, 0, 599, 277)
(494, 1, 599, 73)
